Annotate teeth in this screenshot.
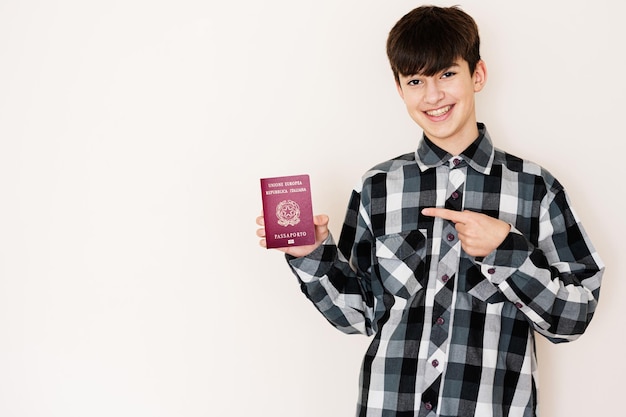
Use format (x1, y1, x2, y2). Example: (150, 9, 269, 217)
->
(426, 105, 451, 117)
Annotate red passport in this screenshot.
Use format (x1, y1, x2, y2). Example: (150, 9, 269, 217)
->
(260, 174, 315, 249)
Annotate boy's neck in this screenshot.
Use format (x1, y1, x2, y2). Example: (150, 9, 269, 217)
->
(427, 125, 480, 157)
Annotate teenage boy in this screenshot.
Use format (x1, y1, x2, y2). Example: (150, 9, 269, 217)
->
(256, 5, 603, 417)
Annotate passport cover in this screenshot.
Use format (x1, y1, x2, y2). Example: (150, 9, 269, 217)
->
(260, 174, 315, 249)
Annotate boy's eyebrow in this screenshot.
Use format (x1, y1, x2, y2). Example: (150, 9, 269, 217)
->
(407, 64, 461, 78)
(441, 63, 461, 71)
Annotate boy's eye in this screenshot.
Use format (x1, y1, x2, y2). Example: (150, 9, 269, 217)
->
(441, 71, 456, 78)
(407, 79, 422, 86)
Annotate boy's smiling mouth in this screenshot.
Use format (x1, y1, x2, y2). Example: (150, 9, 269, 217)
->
(426, 105, 452, 117)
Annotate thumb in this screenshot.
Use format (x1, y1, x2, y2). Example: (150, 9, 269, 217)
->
(314, 214, 329, 227)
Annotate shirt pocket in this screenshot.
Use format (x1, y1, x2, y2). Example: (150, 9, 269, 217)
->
(374, 229, 428, 299)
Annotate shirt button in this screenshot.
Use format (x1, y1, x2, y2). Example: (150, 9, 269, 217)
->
(436, 317, 445, 325)
(432, 359, 439, 368)
(441, 274, 449, 283)
(446, 233, 455, 241)
(451, 191, 459, 200)
(453, 158, 461, 166)
(488, 268, 496, 274)
(515, 302, 523, 309)
(424, 402, 433, 411)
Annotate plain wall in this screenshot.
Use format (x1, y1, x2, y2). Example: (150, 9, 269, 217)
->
(0, 0, 622, 416)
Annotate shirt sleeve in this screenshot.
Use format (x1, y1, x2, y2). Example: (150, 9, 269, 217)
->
(478, 188, 604, 343)
(286, 189, 376, 336)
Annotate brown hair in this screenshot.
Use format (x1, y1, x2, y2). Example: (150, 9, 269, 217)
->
(386, 5, 481, 83)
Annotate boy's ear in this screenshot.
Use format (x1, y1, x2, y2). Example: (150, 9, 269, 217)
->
(395, 80, 405, 99)
(473, 60, 488, 92)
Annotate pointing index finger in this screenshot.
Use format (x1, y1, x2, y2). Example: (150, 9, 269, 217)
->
(421, 207, 465, 224)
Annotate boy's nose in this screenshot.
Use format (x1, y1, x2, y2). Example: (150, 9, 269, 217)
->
(423, 82, 444, 104)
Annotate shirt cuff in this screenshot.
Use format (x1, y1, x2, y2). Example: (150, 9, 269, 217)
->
(477, 226, 532, 285)
(286, 234, 336, 282)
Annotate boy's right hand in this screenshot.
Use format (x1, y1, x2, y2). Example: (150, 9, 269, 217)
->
(256, 213, 330, 257)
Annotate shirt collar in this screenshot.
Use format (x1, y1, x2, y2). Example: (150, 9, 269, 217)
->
(415, 122, 495, 175)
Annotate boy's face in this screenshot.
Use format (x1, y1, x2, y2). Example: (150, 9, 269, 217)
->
(396, 58, 487, 154)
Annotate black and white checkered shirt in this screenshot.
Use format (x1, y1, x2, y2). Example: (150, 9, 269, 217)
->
(287, 123, 604, 417)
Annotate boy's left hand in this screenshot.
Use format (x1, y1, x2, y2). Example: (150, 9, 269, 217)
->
(421, 208, 511, 258)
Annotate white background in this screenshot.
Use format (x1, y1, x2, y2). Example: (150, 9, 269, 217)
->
(0, 0, 622, 416)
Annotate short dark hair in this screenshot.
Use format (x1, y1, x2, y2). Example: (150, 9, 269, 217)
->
(386, 5, 481, 83)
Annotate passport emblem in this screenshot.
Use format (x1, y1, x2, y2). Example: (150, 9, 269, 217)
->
(276, 200, 302, 226)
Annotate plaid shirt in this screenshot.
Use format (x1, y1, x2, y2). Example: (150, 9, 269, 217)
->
(287, 124, 604, 417)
